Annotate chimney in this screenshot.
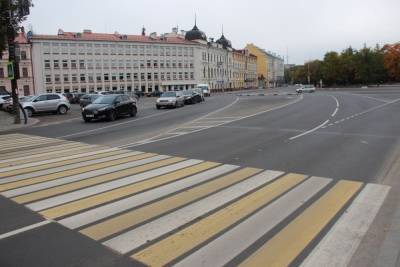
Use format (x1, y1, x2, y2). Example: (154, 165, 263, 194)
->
(142, 27, 146, 36)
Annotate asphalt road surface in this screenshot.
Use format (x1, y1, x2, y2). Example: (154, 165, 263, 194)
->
(1, 86, 400, 267)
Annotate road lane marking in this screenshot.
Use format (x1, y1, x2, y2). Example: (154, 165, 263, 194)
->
(0, 147, 118, 175)
(238, 180, 362, 267)
(56, 109, 177, 139)
(0, 148, 122, 178)
(0, 145, 105, 168)
(59, 164, 239, 229)
(28, 159, 195, 213)
(175, 177, 332, 267)
(39, 161, 214, 219)
(0, 152, 149, 192)
(0, 143, 90, 163)
(289, 120, 330, 141)
(11, 156, 183, 204)
(301, 183, 390, 267)
(86, 168, 264, 242)
(119, 95, 304, 149)
(0, 150, 132, 185)
(130, 172, 306, 266)
(0, 220, 52, 240)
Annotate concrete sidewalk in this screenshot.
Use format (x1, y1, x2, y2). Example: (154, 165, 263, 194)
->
(0, 111, 38, 133)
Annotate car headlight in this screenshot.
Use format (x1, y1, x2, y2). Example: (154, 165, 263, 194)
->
(81, 107, 85, 112)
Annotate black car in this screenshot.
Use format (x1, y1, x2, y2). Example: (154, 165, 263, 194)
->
(80, 94, 101, 108)
(81, 94, 137, 122)
(183, 89, 203, 104)
(70, 93, 85, 104)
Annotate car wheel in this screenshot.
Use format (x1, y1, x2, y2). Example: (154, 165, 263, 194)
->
(108, 110, 116, 121)
(24, 107, 33, 117)
(58, 105, 68, 115)
(130, 107, 137, 117)
(174, 101, 178, 108)
(156, 105, 161, 110)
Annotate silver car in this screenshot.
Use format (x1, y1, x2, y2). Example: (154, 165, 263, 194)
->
(156, 91, 185, 109)
(22, 93, 71, 117)
(296, 85, 316, 93)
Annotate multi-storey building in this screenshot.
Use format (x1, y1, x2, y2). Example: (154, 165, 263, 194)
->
(29, 23, 259, 95)
(30, 29, 199, 94)
(245, 43, 284, 88)
(0, 32, 35, 96)
(232, 49, 257, 89)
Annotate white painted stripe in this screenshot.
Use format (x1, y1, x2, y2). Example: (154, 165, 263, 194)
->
(0, 151, 141, 185)
(103, 170, 283, 254)
(289, 120, 330, 141)
(175, 176, 331, 267)
(301, 183, 390, 267)
(0, 144, 95, 164)
(2, 154, 168, 198)
(28, 159, 202, 211)
(0, 220, 52, 240)
(0, 148, 119, 172)
(332, 107, 339, 117)
(59, 164, 240, 229)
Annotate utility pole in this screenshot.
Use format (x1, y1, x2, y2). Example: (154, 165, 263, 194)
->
(5, 0, 21, 124)
(307, 62, 310, 85)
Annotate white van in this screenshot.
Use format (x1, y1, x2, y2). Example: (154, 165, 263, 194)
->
(197, 84, 210, 97)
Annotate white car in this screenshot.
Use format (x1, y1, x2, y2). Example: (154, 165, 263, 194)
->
(296, 85, 316, 93)
(156, 91, 185, 109)
(22, 93, 71, 117)
(197, 84, 210, 97)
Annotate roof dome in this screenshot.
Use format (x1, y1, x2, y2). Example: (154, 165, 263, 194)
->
(216, 34, 232, 49)
(185, 24, 207, 41)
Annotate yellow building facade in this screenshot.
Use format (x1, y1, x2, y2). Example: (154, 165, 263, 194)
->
(245, 43, 268, 87)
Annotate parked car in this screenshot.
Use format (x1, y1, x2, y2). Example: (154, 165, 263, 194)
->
(69, 93, 85, 104)
(156, 91, 185, 109)
(296, 85, 316, 93)
(146, 91, 163, 97)
(22, 93, 71, 117)
(63, 93, 74, 103)
(197, 84, 211, 97)
(134, 91, 144, 98)
(3, 96, 34, 112)
(81, 94, 137, 122)
(183, 89, 203, 104)
(79, 94, 101, 108)
(0, 95, 11, 109)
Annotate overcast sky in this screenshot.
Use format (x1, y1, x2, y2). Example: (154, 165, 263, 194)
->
(23, 0, 400, 64)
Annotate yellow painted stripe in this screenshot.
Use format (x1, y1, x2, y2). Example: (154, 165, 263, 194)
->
(81, 167, 262, 241)
(131, 173, 306, 266)
(0, 142, 80, 160)
(0, 145, 103, 168)
(0, 139, 62, 151)
(0, 135, 51, 144)
(0, 149, 123, 178)
(0, 152, 154, 192)
(13, 157, 184, 204)
(239, 180, 362, 267)
(41, 162, 221, 219)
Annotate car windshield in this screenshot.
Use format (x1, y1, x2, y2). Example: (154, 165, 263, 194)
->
(161, 92, 176, 97)
(92, 95, 116, 104)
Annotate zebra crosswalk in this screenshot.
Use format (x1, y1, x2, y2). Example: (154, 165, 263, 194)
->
(0, 133, 391, 266)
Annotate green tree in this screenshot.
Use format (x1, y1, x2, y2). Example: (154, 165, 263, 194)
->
(383, 43, 400, 81)
(322, 52, 343, 85)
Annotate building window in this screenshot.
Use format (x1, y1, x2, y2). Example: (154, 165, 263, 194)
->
(133, 73, 138, 81)
(80, 74, 86, 82)
(166, 72, 171, 80)
(0, 68, 4, 78)
(53, 60, 60, 69)
(44, 60, 51, 69)
(160, 61, 164, 68)
(140, 73, 145, 80)
(78, 44, 85, 54)
(62, 60, 68, 69)
(126, 73, 131, 81)
(173, 72, 177, 80)
(172, 60, 176, 68)
(147, 60, 151, 68)
(112, 73, 117, 81)
(184, 72, 188, 80)
(79, 60, 85, 69)
(111, 60, 117, 69)
(72, 74, 78, 83)
(119, 60, 124, 68)
(20, 50, 27, 60)
(87, 60, 93, 69)
(88, 74, 94, 83)
(161, 72, 165, 80)
(71, 60, 77, 69)
(154, 60, 158, 68)
(22, 68, 28, 78)
(178, 72, 182, 80)
(70, 44, 77, 55)
(45, 75, 51, 84)
(104, 73, 109, 81)
(178, 61, 182, 68)
(119, 73, 124, 81)
(43, 43, 50, 54)
(140, 60, 145, 69)
(64, 74, 69, 82)
(55, 74, 61, 84)
(61, 44, 68, 54)
(154, 72, 158, 80)
(190, 72, 194, 79)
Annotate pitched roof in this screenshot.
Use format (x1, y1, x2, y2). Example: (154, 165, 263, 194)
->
(31, 31, 198, 45)
(15, 32, 28, 44)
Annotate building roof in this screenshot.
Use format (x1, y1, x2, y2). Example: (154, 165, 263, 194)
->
(30, 31, 198, 45)
(15, 32, 28, 44)
(216, 34, 232, 49)
(185, 24, 207, 41)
